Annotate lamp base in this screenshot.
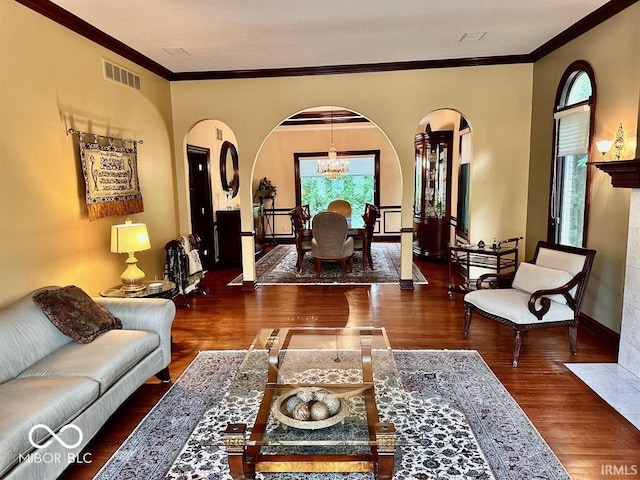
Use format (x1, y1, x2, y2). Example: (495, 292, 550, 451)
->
(119, 254, 146, 293)
(120, 283, 147, 293)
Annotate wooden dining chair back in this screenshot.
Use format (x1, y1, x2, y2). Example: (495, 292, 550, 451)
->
(463, 241, 596, 367)
(327, 199, 352, 219)
(362, 203, 380, 268)
(353, 203, 380, 270)
(288, 206, 312, 272)
(311, 211, 354, 278)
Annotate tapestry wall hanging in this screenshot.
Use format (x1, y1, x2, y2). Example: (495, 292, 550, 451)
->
(74, 130, 144, 221)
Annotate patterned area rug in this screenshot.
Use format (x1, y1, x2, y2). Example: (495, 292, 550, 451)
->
(228, 243, 428, 285)
(94, 350, 569, 480)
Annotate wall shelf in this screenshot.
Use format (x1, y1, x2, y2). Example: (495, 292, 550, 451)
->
(592, 158, 640, 188)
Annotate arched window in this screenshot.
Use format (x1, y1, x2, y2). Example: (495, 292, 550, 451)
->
(549, 61, 596, 247)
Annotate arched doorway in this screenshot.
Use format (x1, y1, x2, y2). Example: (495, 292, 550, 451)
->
(414, 109, 473, 260)
(250, 106, 405, 282)
(184, 119, 239, 268)
(252, 106, 401, 244)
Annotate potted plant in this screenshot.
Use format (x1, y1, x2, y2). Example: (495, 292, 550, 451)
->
(254, 177, 277, 202)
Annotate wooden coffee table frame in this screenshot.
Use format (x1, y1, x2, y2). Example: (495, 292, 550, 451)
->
(223, 328, 397, 480)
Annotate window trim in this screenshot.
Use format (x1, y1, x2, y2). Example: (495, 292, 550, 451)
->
(547, 60, 596, 247)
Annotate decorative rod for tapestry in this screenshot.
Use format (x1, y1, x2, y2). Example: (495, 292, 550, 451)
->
(67, 128, 143, 145)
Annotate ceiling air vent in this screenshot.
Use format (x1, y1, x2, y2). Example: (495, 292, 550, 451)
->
(103, 59, 141, 91)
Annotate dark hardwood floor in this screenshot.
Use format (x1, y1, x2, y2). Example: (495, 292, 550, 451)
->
(62, 257, 640, 480)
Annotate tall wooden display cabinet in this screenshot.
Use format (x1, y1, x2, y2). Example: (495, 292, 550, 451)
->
(413, 130, 453, 260)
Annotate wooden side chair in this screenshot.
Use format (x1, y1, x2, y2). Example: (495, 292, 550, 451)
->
(463, 241, 596, 367)
(311, 211, 354, 278)
(353, 203, 380, 270)
(288, 206, 312, 272)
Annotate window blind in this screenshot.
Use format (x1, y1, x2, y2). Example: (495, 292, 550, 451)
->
(554, 105, 590, 157)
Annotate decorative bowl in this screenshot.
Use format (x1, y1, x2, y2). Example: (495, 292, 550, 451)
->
(272, 387, 347, 430)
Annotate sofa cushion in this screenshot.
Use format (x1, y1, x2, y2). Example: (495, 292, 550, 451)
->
(0, 288, 73, 385)
(0, 376, 99, 477)
(18, 329, 160, 394)
(465, 288, 575, 325)
(32, 286, 122, 344)
(511, 262, 573, 304)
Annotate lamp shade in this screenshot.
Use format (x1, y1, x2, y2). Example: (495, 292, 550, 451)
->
(596, 140, 613, 155)
(110, 219, 151, 253)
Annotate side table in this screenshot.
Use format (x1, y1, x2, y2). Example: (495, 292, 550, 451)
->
(100, 280, 177, 299)
(448, 243, 519, 299)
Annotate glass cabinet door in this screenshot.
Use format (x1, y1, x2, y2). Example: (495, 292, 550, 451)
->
(414, 138, 423, 218)
(413, 131, 453, 259)
(426, 139, 448, 218)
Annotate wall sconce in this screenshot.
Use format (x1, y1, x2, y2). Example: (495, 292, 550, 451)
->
(110, 218, 151, 292)
(596, 140, 613, 158)
(595, 123, 625, 160)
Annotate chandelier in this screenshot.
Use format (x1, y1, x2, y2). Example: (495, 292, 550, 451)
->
(317, 108, 349, 180)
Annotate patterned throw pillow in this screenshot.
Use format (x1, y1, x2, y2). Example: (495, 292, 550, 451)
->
(33, 285, 122, 343)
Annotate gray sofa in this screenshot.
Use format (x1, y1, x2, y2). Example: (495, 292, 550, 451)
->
(0, 287, 176, 480)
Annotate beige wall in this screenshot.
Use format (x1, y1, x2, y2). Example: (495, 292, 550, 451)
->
(170, 65, 533, 281)
(0, 2, 176, 307)
(528, 3, 640, 332)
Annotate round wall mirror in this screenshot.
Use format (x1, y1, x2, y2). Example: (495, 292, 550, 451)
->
(220, 141, 239, 197)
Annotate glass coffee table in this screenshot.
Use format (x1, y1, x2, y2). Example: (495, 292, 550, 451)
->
(223, 327, 414, 480)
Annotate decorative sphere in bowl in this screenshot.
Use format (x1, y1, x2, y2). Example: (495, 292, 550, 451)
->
(273, 387, 347, 430)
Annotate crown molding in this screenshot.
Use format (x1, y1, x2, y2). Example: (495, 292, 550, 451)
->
(170, 55, 531, 81)
(530, 0, 639, 61)
(17, 0, 639, 81)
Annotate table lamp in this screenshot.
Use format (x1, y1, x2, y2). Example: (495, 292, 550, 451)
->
(110, 218, 151, 292)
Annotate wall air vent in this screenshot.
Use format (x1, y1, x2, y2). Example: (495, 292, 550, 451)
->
(103, 59, 141, 91)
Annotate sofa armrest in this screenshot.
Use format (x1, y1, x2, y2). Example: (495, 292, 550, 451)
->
(93, 297, 175, 368)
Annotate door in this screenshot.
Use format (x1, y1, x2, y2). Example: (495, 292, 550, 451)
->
(186, 144, 215, 270)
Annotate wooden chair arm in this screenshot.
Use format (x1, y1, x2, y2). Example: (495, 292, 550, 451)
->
(475, 272, 515, 290)
(527, 272, 585, 319)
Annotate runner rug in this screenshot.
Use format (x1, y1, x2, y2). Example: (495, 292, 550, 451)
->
(94, 350, 569, 480)
(228, 243, 428, 286)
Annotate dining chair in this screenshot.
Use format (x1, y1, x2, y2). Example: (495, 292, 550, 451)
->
(288, 206, 312, 272)
(463, 241, 596, 367)
(327, 199, 352, 219)
(311, 211, 354, 278)
(353, 203, 380, 270)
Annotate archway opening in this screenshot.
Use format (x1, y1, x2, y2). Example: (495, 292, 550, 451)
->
(183, 119, 239, 268)
(413, 109, 472, 260)
(252, 106, 402, 245)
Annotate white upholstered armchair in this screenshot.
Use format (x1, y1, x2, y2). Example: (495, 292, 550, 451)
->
(463, 241, 596, 367)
